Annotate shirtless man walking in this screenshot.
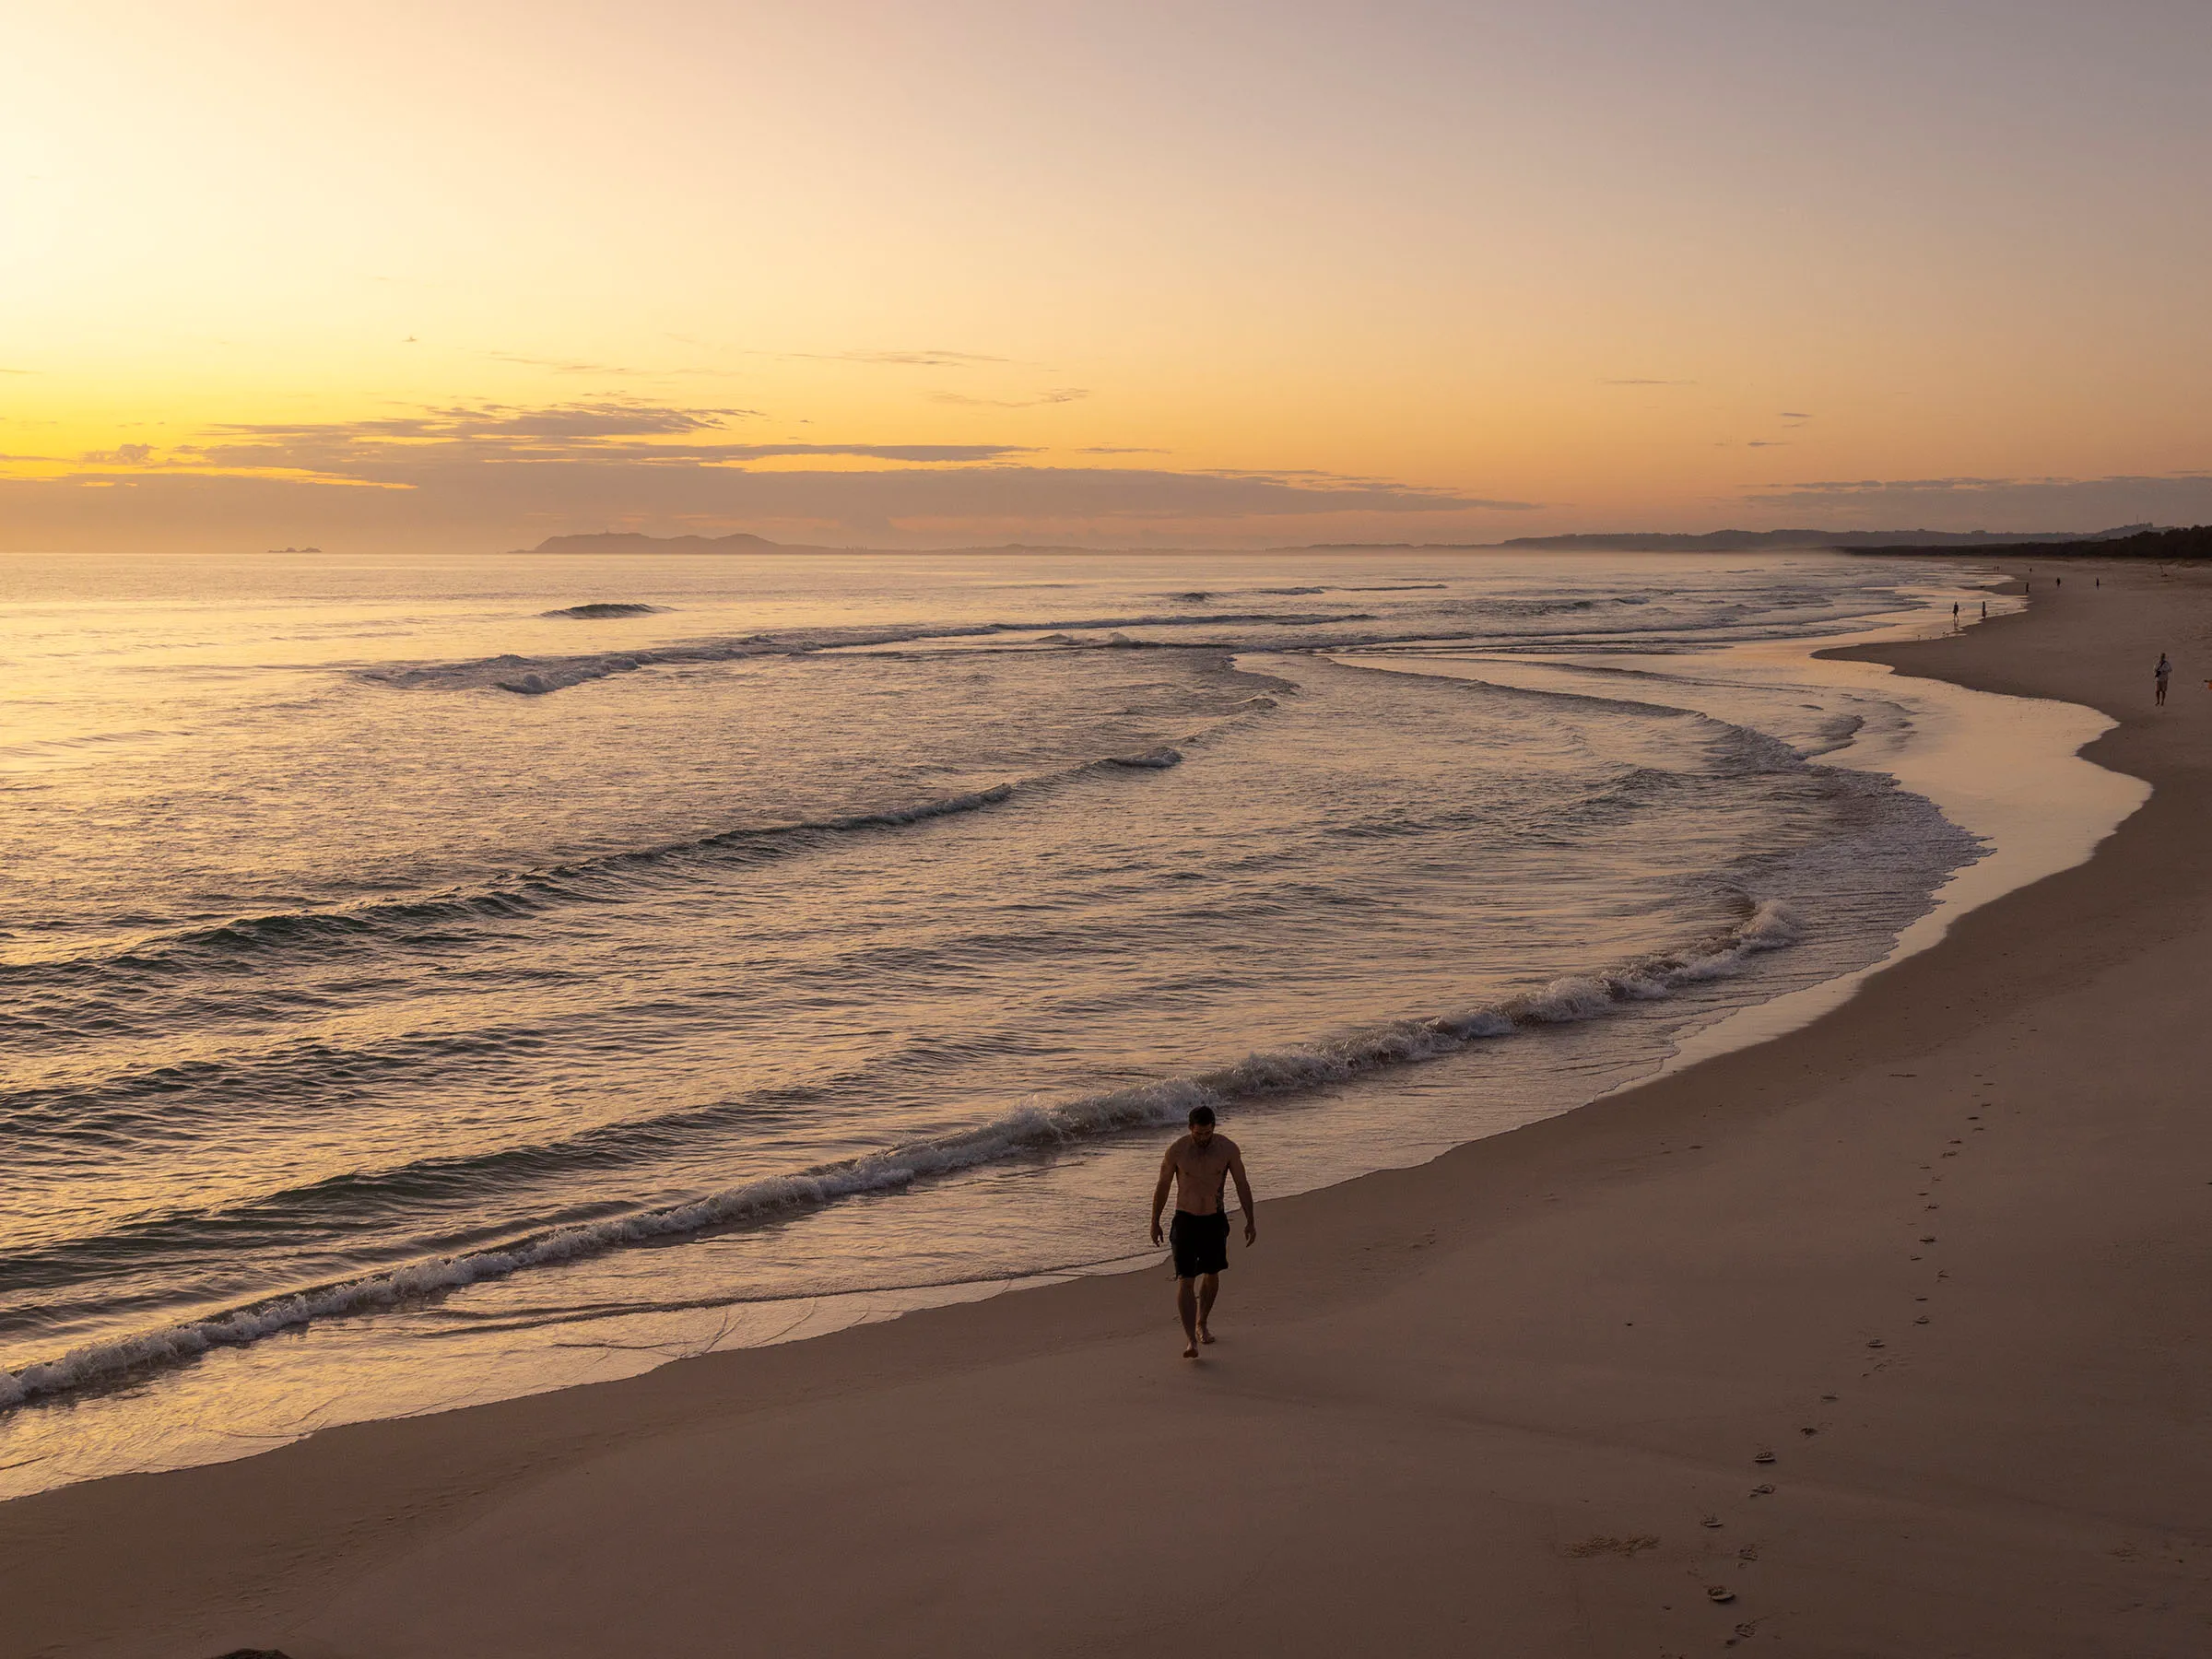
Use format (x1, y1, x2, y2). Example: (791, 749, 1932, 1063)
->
(1149, 1104, 1256, 1359)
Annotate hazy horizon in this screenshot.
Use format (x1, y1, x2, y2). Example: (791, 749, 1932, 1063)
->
(0, 524, 2159, 559)
(6, 2, 2210, 552)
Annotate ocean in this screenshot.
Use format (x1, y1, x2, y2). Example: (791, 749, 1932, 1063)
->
(0, 547, 2007, 1493)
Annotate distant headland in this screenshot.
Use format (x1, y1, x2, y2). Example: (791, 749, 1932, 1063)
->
(1480, 524, 2158, 553)
(506, 525, 2171, 557)
(1873, 523, 2210, 559)
(512, 531, 794, 556)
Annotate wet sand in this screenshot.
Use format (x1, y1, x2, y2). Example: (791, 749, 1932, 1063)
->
(6, 558, 2210, 1657)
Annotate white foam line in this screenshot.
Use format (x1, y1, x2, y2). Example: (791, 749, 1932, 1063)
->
(1332, 589, 2147, 1077)
(0, 900, 1799, 1411)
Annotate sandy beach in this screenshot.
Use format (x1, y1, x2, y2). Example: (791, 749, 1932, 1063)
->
(6, 558, 2209, 1658)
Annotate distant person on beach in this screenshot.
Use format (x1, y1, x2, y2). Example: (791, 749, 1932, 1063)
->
(2155, 653, 2172, 707)
(1952, 601, 1960, 624)
(1150, 1105, 1257, 1359)
(1980, 601, 1988, 620)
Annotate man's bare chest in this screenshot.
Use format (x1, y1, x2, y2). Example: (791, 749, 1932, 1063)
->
(1174, 1147, 1230, 1188)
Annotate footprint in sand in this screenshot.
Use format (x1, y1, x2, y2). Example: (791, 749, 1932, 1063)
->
(1567, 1534, 1658, 1558)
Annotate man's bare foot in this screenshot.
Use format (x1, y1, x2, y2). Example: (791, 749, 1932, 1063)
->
(1198, 1325, 1216, 1345)
(1182, 1339, 1199, 1359)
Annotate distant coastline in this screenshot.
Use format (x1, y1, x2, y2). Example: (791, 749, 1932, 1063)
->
(1868, 523, 2210, 559)
(1483, 524, 2155, 552)
(516, 531, 794, 556)
(502, 524, 2168, 557)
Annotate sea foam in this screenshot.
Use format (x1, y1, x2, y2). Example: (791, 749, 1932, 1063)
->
(0, 898, 1799, 1411)
(10, 720, 1255, 987)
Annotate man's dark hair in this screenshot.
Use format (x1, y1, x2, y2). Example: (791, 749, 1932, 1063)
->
(1188, 1105, 1217, 1127)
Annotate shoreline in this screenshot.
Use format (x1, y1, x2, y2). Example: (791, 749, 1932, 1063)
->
(6, 558, 2209, 1655)
(0, 571, 2026, 1495)
(0, 580, 2041, 1498)
(1335, 587, 2146, 1077)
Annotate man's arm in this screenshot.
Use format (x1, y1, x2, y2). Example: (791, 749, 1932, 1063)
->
(1149, 1143, 1179, 1245)
(1229, 1144, 1256, 1244)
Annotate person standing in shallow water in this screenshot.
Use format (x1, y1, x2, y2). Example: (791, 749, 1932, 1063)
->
(2155, 653, 2172, 707)
(1150, 1105, 1257, 1359)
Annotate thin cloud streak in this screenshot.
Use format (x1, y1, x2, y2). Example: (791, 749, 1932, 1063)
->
(931, 388, 1088, 409)
(488, 351, 646, 376)
(829, 348, 1010, 368)
(208, 402, 766, 441)
(1743, 471, 2212, 530)
(1, 461, 1534, 551)
(0, 399, 1535, 550)
(662, 338, 1049, 375)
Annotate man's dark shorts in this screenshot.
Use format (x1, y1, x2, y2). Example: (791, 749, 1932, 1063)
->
(1170, 1210, 1231, 1278)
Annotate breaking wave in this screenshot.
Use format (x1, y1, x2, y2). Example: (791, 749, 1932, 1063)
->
(6, 727, 1249, 990)
(368, 611, 1375, 696)
(0, 898, 1799, 1411)
(4, 785, 1023, 981)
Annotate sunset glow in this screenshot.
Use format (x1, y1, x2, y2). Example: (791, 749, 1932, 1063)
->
(6, 1, 2210, 548)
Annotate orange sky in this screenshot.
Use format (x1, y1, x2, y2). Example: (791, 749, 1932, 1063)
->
(5, 1, 2210, 550)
